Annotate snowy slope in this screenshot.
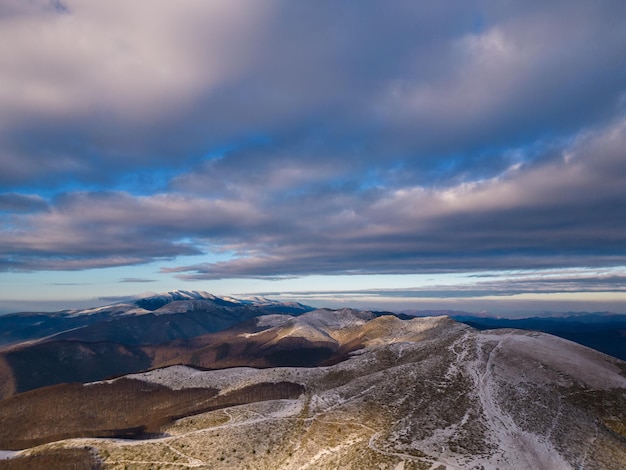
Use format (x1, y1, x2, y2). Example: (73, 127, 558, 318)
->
(94, 318, 626, 467)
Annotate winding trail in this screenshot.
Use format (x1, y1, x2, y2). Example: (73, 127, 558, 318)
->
(579, 421, 598, 470)
(163, 441, 205, 467)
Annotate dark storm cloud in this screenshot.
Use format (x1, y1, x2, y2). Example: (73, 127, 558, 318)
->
(0, 1, 625, 278)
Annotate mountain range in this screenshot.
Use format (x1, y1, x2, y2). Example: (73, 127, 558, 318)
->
(0, 291, 313, 398)
(0, 291, 625, 469)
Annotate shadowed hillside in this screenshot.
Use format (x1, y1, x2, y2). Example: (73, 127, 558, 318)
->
(0, 377, 303, 451)
(0, 309, 389, 398)
(0, 294, 313, 399)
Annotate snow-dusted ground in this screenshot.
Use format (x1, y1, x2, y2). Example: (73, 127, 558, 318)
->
(18, 315, 626, 469)
(116, 323, 624, 468)
(0, 450, 19, 460)
(481, 330, 626, 389)
(255, 314, 294, 328)
(127, 365, 267, 391)
(66, 303, 151, 317)
(465, 332, 572, 469)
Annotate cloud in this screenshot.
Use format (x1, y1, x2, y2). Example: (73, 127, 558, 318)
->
(164, 119, 626, 279)
(0, 1, 625, 283)
(0, 191, 263, 271)
(250, 272, 626, 300)
(363, 274, 626, 299)
(0, 193, 48, 212)
(2, 117, 626, 276)
(48, 282, 89, 286)
(2, 0, 624, 189)
(0, 0, 274, 186)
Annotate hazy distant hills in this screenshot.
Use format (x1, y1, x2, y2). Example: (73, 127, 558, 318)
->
(1, 309, 624, 469)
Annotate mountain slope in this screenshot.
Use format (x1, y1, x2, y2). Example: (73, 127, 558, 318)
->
(1, 313, 625, 469)
(0, 293, 314, 398)
(452, 313, 626, 361)
(0, 309, 414, 398)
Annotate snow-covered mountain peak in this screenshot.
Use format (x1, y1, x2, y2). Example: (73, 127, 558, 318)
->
(133, 290, 311, 310)
(138, 290, 223, 302)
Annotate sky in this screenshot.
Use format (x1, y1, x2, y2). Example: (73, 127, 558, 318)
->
(1, 0, 626, 316)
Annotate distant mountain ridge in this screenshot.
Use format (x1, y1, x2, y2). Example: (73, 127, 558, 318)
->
(0, 290, 313, 348)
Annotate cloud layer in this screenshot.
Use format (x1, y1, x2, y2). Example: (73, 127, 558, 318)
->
(1, 1, 625, 284)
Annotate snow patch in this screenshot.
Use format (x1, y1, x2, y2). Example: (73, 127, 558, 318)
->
(256, 314, 293, 328)
(0, 450, 19, 460)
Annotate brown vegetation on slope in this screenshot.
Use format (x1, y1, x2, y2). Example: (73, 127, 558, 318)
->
(0, 377, 304, 451)
(0, 356, 15, 399)
(0, 341, 152, 399)
(0, 379, 218, 450)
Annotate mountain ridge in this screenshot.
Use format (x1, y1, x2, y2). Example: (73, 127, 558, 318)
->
(0, 291, 314, 348)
